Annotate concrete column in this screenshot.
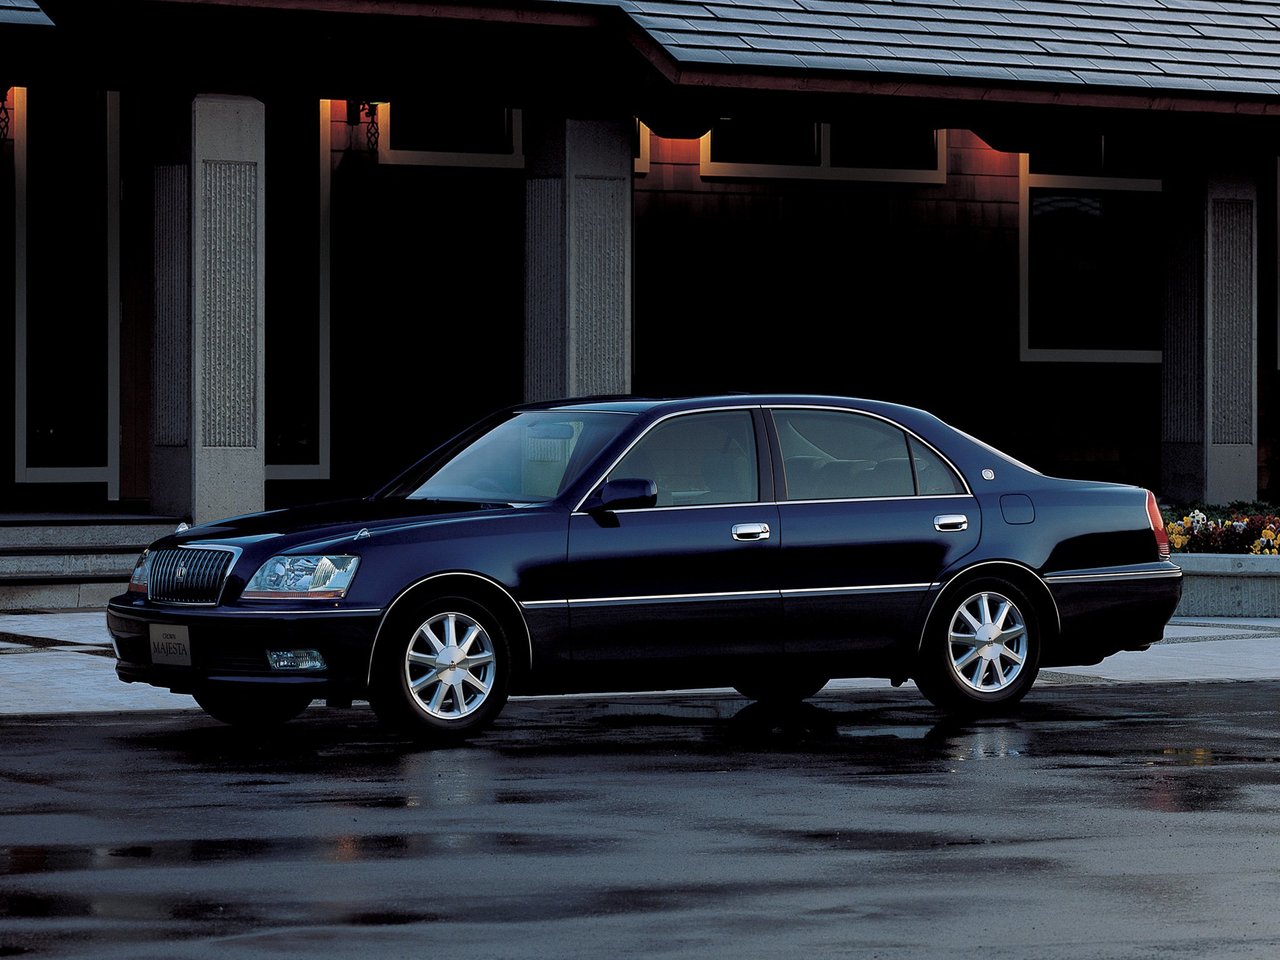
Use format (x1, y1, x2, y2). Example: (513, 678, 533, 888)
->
(524, 116, 632, 401)
(151, 95, 266, 524)
(1162, 172, 1258, 505)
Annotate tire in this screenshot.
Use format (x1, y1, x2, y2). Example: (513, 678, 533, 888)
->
(733, 675, 829, 704)
(368, 596, 510, 743)
(192, 687, 314, 727)
(913, 578, 1041, 717)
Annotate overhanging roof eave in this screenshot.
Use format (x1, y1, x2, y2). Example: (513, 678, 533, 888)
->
(652, 58, 1280, 119)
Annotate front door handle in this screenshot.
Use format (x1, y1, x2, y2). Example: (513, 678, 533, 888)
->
(934, 514, 969, 532)
(732, 522, 771, 542)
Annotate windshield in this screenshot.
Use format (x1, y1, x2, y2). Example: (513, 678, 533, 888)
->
(391, 411, 633, 504)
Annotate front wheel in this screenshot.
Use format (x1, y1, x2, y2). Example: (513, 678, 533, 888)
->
(368, 597, 511, 743)
(913, 579, 1041, 717)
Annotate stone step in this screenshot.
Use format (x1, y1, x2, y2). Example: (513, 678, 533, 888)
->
(0, 580, 123, 611)
(0, 515, 183, 610)
(0, 550, 140, 579)
(0, 515, 182, 550)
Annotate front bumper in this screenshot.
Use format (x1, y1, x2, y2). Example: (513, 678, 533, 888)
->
(106, 594, 384, 697)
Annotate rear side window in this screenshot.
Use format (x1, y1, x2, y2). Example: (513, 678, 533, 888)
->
(774, 409, 965, 500)
(909, 436, 967, 495)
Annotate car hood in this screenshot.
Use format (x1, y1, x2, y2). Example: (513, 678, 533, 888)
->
(162, 498, 530, 551)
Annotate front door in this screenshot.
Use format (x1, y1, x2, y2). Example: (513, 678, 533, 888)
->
(565, 409, 780, 667)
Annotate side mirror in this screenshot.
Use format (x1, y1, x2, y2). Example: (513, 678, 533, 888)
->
(592, 478, 658, 512)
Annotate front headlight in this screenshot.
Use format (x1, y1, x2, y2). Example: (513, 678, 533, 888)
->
(127, 549, 152, 595)
(243, 555, 360, 600)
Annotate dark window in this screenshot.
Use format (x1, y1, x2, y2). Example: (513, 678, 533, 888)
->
(828, 121, 937, 171)
(708, 117, 820, 167)
(775, 410, 914, 500)
(1029, 132, 1161, 179)
(25, 86, 108, 468)
(1028, 189, 1163, 352)
(609, 411, 758, 507)
(387, 101, 513, 155)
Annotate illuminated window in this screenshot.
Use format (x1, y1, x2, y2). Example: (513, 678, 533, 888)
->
(700, 118, 945, 183)
(376, 102, 523, 168)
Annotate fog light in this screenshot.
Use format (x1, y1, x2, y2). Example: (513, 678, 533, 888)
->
(267, 649, 327, 671)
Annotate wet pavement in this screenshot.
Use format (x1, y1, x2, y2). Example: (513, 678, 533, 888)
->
(2, 682, 1280, 958)
(3, 610, 1280, 957)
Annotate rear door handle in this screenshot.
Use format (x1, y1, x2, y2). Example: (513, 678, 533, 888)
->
(732, 522, 771, 541)
(934, 514, 969, 532)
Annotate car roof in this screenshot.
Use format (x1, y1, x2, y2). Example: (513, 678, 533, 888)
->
(523, 393, 949, 426)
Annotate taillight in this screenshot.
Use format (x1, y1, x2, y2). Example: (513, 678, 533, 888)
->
(1145, 489, 1170, 560)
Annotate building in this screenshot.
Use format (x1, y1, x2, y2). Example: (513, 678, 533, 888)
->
(3, 0, 1279, 603)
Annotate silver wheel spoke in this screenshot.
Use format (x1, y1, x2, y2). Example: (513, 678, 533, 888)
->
(993, 600, 1011, 630)
(410, 668, 441, 691)
(428, 681, 447, 713)
(404, 610, 498, 720)
(947, 591, 1029, 694)
(458, 624, 481, 656)
(462, 670, 492, 693)
(420, 625, 445, 655)
(1002, 625, 1028, 645)
(450, 680, 468, 713)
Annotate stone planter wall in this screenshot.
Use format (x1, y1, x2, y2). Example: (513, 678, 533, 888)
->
(1172, 553, 1280, 616)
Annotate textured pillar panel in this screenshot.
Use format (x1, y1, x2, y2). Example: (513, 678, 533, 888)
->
(1209, 198, 1254, 446)
(570, 177, 629, 396)
(188, 95, 265, 524)
(525, 177, 566, 402)
(153, 165, 190, 448)
(1161, 217, 1204, 445)
(200, 160, 258, 447)
(523, 116, 631, 404)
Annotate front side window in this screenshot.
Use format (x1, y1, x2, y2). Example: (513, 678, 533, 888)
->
(608, 411, 758, 507)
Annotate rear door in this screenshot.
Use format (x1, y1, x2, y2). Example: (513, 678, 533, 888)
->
(769, 406, 979, 661)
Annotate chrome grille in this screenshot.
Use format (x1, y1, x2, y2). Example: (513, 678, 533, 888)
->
(149, 548, 235, 604)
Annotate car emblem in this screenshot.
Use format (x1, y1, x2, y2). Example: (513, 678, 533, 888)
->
(176, 564, 187, 581)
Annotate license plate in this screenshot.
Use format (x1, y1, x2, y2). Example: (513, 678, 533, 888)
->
(149, 624, 192, 666)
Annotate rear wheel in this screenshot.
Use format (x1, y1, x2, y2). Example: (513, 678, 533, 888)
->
(192, 687, 314, 727)
(368, 597, 510, 743)
(913, 578, 1041, 717)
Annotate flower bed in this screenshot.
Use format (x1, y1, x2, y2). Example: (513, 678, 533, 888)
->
(1163, 510, 1280, 556)
(1159, 508, 1280, 615)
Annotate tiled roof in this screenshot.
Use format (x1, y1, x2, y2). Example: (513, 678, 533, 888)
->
(605, 0, 1280, 97)
(0, 0, 50, 26)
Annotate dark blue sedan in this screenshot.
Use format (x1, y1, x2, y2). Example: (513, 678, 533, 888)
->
(107, 394, 1182, 740)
